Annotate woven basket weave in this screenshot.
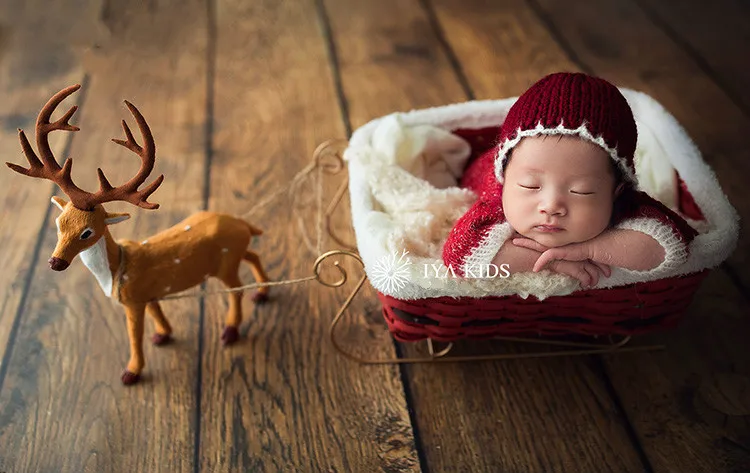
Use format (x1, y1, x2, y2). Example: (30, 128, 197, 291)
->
(378, 270, 709, 342)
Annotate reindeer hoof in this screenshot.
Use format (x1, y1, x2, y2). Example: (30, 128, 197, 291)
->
(152, 333, 172, 346)
(121, 371, 141, 385)
(221, 326, 240, 345)
(252, 291, 269, 304)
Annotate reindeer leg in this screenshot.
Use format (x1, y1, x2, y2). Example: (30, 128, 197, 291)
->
(147, 301, 173, 346)
(122, 303, 146, 385)
(243, 250, 270, 303)
(219, 272, 243, 346)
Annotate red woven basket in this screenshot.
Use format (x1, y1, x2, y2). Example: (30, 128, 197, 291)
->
(377, 270, 709, 342)
(371, 126, 712, 342)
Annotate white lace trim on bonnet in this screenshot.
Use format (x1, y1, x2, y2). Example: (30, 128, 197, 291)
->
(493, 121, 639, 189)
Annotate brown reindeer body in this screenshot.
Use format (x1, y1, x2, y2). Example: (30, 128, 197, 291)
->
(115, 212, 263, 302)
(7, 85, 270, 386)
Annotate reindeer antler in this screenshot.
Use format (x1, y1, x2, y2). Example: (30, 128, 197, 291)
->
(95, 100, 164, 210)
(5, 85, 164, 210)
(6, 84, 90, 207)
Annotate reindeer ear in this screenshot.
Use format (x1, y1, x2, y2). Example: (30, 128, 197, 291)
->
(104, 212, 130, 226)
(51, 196, 68, 211)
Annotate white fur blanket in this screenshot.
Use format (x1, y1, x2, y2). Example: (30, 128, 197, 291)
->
(344, 90, 739, 301)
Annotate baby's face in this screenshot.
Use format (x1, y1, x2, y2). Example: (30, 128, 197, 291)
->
(502, 136, 619, 248)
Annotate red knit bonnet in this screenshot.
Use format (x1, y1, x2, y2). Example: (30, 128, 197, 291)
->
(494, 72, 639, 188)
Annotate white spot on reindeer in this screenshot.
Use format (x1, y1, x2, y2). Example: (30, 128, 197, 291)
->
(222, 248, 229, 253)
(122, 274, 129, 281)
(141, 240, 148, 245)
(184, 225, 191, 231)
(164, 286, 171, 292)
(174, 258, 181, 264)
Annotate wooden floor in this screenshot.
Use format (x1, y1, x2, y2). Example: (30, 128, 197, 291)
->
(0, 0, 748, 472)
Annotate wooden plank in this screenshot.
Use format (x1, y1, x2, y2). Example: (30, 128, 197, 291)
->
(0, 26, 84, 379)
(429, 0, 576, 98)
(602, 273, 750, 472)
(327, 0, 647, 471)
(528, 0, 750, 290)
(523, 0, 750, 470)
(327, 0, 469, 125)
(633, 0, 750, 114)
(0, 1, 208, 472)
(197, 0, 419, 471)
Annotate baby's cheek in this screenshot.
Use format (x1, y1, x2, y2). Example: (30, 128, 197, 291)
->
(503, 207, 526, 232)
(586, 203, 615, 235)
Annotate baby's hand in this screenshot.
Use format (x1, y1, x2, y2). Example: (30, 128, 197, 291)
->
(512, 237, 611, 286)
(546, 259, 609, 288)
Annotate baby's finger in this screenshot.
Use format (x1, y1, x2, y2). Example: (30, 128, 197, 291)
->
(533, 252, 554, 272)
(584, 263, 600, 287)
(591, 260, 611, 278)
(577, 264, 593, 288)
(536, 249, 566, 272)
(575, 266, 592, 288)
(512, 238, 547, 253)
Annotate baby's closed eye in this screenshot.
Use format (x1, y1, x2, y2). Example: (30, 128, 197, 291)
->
(517, 183, 595, 195)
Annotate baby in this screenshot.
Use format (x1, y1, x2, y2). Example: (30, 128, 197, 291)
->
(443, 72, 697, 288)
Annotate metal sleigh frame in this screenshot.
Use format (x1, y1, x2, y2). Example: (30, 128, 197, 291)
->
(309, 141, 664, 365)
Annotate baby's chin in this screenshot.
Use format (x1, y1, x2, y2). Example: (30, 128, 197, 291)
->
(532, 235, 572, 248)
(518, 230, 583, 248)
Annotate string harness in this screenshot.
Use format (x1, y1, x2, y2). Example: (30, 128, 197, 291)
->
(157, 139, 355, 302)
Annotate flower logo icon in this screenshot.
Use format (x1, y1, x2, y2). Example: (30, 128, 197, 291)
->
(371, 249, 412, 292)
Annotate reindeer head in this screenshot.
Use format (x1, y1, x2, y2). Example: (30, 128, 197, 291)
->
(47, 197, 130, 270)
(5, 84, 164, 271)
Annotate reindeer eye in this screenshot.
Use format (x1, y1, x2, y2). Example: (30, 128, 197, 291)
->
(80, 228, 94, 240)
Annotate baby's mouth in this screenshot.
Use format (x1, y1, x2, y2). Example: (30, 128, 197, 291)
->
(534, 224, 564, 233)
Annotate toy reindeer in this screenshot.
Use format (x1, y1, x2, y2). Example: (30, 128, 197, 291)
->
(6, 85, 271, 385)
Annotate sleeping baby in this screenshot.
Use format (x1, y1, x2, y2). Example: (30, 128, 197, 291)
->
(443, 72, 698, 288)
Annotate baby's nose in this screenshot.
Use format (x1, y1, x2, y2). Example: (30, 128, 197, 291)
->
(542, 207, 565, 216)
(539, 198, 566, 216)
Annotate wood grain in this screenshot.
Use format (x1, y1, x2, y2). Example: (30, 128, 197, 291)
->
(527, 0, 750, 469)
(432, 0, 577, 97)
(530, 0, 750, 290)
(197, 0, 419, 471)
(326, 0, 468, 127)
(328, 0, 646, 471)
(0, 1, 208, 472)
(632, 0, 750, 113)
(602, 272, 750, 472)
(0, 17, 84, 378)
